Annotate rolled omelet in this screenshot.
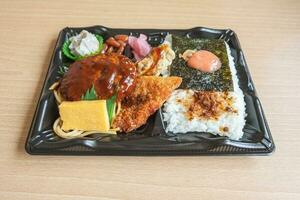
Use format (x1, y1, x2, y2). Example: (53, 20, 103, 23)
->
(59, 100, 110, 131)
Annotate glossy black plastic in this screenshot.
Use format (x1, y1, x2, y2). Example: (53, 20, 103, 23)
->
(25, 26, 275, 155)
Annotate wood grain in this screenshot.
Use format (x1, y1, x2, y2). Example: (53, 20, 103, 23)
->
(0, 0, 300, 199)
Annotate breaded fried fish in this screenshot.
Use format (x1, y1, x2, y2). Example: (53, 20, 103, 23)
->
(112, 76, 182, 132)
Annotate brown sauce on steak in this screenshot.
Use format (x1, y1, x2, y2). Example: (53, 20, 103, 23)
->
(59, 53, 137, 101)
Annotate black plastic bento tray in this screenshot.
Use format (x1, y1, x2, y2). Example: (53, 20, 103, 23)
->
(25, 26, 275, 155)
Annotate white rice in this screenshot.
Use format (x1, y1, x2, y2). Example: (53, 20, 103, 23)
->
(163, 43, 246, 140)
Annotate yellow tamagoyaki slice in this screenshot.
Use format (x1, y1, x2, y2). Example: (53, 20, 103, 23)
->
(59, 100, 110, 131)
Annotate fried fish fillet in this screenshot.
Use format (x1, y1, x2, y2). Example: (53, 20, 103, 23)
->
(112, 76, 182, 132)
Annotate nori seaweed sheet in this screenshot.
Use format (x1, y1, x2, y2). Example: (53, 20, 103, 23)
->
(171, 35, 233, 91)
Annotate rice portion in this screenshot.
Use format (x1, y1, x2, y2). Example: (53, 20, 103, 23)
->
(163, 43, 246, 140)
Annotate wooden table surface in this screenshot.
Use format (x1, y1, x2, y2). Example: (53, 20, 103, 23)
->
(1, 0, 300, 199)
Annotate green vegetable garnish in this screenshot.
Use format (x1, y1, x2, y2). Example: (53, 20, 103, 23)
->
(81, 85, 116, 125)
(57, 65, 69, 76)
(62, 34, 104, 61)
(81, 85, 97, 100)
(106, 95, 116, 124)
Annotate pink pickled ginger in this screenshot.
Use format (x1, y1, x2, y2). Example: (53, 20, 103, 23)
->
(128, 34, 151, 61)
